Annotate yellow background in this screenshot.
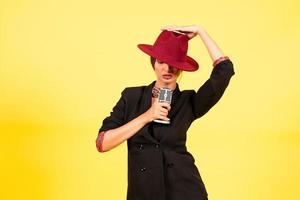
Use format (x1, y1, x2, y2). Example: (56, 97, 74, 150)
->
(1, 0, 299, 199)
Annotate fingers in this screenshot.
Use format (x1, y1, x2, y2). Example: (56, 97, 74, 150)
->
(151, 100, 171, 121)
(155, 103, 171, 120)
(161, 26, 182, 33)
(154, 101, 171, 111)
(172, 30, 187, 35)
(161, 25, 183, 31)
(156, 104, 170, 115)
(153, 108, 169, 121)
(159, 102, 171, 111)
(157, 110, 170, 121)
(161, 25, 197, 34)
(159, 107, 169, 115)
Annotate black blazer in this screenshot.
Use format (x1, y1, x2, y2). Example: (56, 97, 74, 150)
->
(98, 59, 235, 200)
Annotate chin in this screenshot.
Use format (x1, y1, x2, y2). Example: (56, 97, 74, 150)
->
(161, 78, 175, 84)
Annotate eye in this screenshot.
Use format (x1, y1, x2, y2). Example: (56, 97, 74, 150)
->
(157, 60, 163, 64)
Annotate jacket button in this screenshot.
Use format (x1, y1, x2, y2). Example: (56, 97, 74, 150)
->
(167, 163, 174, 167)
(140, 167, 146, 172)
(138, 144, 143, 150)
(155, 144, 160, 148)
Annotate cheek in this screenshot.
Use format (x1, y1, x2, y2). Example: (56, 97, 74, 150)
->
(154, 69, 161, 77)
(154, 66, 162, 74)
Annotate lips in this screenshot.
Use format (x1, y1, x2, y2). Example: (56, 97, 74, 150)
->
(162, 74, 172, 79)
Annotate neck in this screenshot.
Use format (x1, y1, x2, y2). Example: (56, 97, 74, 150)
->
(154, 80, 177, 90)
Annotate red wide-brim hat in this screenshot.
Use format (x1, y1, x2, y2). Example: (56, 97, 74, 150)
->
(137, 30, 199, 72)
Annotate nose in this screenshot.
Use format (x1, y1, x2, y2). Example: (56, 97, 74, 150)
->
(162, 63, 177, 74)
(167, 66, 176, 73)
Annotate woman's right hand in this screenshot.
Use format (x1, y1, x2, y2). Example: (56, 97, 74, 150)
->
(145, 98, 171, 123)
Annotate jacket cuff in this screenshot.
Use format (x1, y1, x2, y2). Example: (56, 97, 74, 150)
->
(213, 56, 230, 67)
(96, 130, 107, 152)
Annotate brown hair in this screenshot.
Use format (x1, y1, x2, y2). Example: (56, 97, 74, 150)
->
(150, 56, 156, 69)
(150, 56, 183, 82)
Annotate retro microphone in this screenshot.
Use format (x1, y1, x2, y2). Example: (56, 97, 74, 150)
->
(154, 87, 173, 124)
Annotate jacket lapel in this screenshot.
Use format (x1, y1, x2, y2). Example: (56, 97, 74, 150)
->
(168, 83, 182, 119)
(137, 80, 183, 143)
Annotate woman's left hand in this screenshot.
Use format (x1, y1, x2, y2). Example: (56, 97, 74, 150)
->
(160, 25, 202, 40)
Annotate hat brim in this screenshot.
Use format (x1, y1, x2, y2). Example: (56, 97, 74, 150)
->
(137, 44, 199, 72)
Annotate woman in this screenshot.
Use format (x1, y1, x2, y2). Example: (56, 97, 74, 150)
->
(96, 25, 235, 200)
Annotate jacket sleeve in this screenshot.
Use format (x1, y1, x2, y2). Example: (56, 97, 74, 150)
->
(191, 59, 235, 119)
(95, 88, 127, 152)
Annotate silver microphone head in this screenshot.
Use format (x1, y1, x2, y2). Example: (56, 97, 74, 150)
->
(157, 87, 173, 104)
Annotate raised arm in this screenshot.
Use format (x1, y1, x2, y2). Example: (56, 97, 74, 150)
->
(191, 59, 234, 119)
(192, 26, 235, 118)
(197, 26, 227, 62)
(161, 25, 235, 119)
